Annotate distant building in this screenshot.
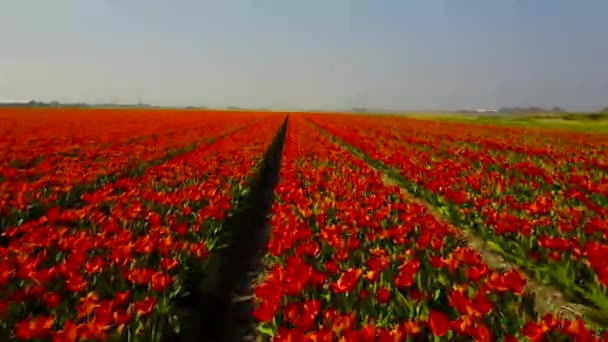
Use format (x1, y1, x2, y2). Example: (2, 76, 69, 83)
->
(475, 109, 498, 113)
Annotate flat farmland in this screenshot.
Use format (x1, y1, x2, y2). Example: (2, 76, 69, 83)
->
(0, 108, 607, 341)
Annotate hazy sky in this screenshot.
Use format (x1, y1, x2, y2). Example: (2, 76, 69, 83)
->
(1, 0, 607, 111)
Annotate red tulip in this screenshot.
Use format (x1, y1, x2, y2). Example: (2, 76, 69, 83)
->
(14, 315, 54, 340)
(428, 309, 450, 337)
(329, 268, 361, 294)
(375, 287, 391, 304)
(521, 321, 546, 342)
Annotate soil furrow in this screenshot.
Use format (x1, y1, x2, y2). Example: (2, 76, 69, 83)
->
(176, 116, 288, 342)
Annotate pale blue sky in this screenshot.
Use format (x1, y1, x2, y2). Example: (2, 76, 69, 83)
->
(1, 0, 607, 111)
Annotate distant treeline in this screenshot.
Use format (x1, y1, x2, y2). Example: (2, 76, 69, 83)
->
(0, 100, 159, 109)
(3, 101, 608, 114)
(456, 106, 564, 114)
(0, 101, 258, 111)
(497, 106, 565, 114)
(458, 106, 608, 115)
(543, 112, 608, 121)
(0, 100, 216, 110)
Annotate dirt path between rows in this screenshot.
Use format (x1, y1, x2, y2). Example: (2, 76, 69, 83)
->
(175, 117, 288, 342)
(309, 120, 604, 331)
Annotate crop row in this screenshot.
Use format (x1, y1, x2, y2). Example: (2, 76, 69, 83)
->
(306, 114, 608, 327)
(0, 115, 284, 341)
(358, 116, 608, 172)
(0, 108, 274, 166)
(0, 109, 273, 227)
(371, 117, 608, 204)
(253, 116, 606, 341)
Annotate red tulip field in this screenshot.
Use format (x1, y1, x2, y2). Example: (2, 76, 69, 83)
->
(1, 108, 607, 341)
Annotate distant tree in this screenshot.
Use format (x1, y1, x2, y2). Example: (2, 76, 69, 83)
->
(499, 107, 526, 113)
(601, 107, 608, 113)
(527, 106, 545, 112)
(551, 106, 564, 112)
